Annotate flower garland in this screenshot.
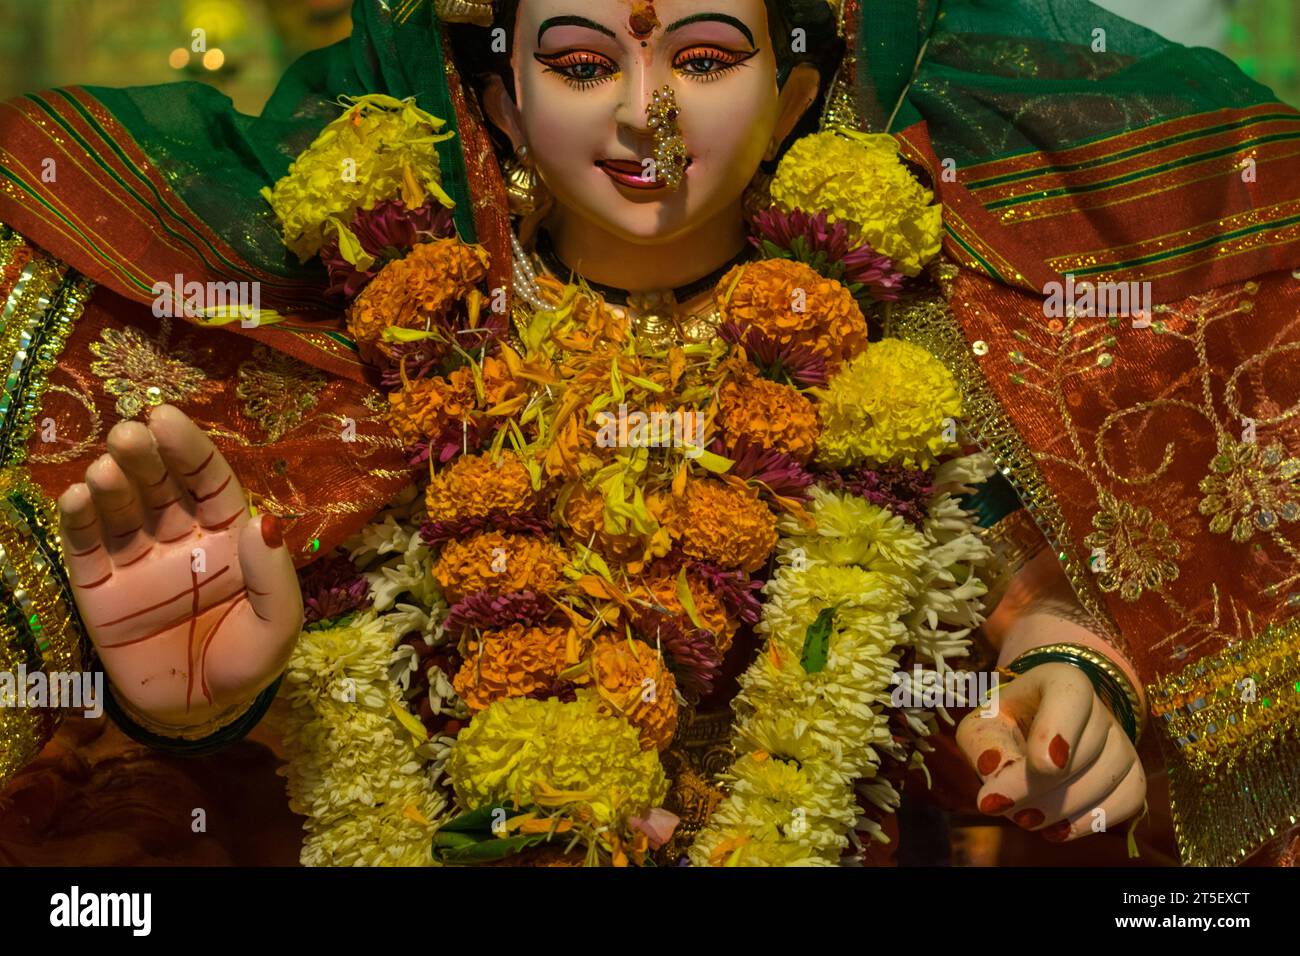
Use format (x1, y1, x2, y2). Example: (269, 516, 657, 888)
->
(263, 96, 992, 866)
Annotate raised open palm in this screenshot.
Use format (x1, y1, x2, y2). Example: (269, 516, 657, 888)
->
(57, 404, 302, 732)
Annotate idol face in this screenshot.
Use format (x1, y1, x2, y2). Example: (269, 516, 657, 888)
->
(503, 0, 790, 244)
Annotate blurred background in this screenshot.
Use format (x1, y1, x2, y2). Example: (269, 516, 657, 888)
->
(0, 0, 1295, 115)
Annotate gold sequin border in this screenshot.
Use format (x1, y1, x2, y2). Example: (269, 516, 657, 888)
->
(1149, 615, 1300, 773)
(0, 465, 86, 790)
(0, 226, 94, 467)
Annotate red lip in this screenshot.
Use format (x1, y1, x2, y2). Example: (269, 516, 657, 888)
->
(596, 158, 690, 190)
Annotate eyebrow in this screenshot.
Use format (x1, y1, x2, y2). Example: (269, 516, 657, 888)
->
(537, 16, 618, 45)
(664, 13, 756, 47)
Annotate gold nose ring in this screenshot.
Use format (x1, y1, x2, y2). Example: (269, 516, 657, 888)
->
(646, 86, 689, 190)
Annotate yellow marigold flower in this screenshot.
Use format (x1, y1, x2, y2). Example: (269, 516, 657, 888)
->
(261, 93, 456, 261)
(426, 451, 542, 523)
(770, 130, 943, 277)
(348, 239, 490, 353)
(453, 623, 589, 712)
(637, 572, 738, 654)
(432, 530, 567, 603)
(719, 371, 820, 464)
(670, 479, 778, 573)
(815, 338, 961, 470)
(716, 259, 868, 372)
(589, 637, 679, 752)
(446, 693, 669, 829)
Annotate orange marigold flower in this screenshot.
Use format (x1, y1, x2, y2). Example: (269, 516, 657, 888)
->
(347, 239, 490, 351)
(715, 259, 868, 371)
(561, 483, 675, 572)
(388, 370, 475, 447)
(453, 623, 589, 712)
(426, 452, 542, 523)
(669, 479, 777, 573)
(589, 637, 678, 752)
(432, 530, 567, 603)
(638, 572, 738, 655)
(718, 371, 820, 464)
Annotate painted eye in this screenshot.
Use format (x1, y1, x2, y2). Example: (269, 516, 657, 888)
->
(533, 50, 618, 86)
(674, 46, 754, 77)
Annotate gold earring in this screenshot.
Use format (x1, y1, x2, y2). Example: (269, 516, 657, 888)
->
(502, 145, 543, 217)
(646, 86, 689, 190)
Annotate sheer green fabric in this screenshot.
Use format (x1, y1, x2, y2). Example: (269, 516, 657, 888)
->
(69, 0, 1287, 285)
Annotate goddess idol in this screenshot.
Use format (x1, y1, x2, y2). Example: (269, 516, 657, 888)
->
(0, 0, 1297, 868)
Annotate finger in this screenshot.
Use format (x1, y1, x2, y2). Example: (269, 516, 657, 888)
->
(1010, 721, 1137, 831)
(106, 420, 195, 543)
(1025, 662, 1099, 776)
(57, 483, 112, 587)
(957, 678, 1034, 814)
(204, 515, 302, 700)
(147, 405, 248, 533)
(977, 679, 1112, 815)
(84, 453, 149, 563)
(1041, 752, 1147, 844)
(236, 514, 303, 638)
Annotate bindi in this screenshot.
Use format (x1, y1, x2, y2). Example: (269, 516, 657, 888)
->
(627, 2, 660, 40)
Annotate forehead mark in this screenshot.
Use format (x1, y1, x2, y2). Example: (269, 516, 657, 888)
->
(627, 2, 660, 40)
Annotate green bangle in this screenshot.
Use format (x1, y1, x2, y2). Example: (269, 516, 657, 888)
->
(104, 675, 284, 757)
(1007, 645, 1141, 744)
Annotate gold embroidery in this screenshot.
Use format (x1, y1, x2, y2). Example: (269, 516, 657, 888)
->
(1083, 491, 1182, 602)
(1198, 439, 1300, 542)
(88, 317, 219, 418)
(235, 344, 326, 442)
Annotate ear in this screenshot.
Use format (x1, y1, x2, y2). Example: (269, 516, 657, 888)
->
(481, 73, 528, 152)
(767, 63, 822, 162)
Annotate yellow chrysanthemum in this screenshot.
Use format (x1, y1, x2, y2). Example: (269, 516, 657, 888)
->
(425, 452, 542, 523)
(719, 371, 820, 464)
(262, 94, 456, 261)
(348, 239, 490, 353)
(669, 479, 778, 573)
(446, 693, 668, 829)
(453, 623, 589, 712)
(589, 637, 679, 752)
(688, 754, 856, 866)
(771, 130, 943, 276)
(815, 338, 962, 470)
(716, 259, 868, 372)
(432, 530, 567, 603)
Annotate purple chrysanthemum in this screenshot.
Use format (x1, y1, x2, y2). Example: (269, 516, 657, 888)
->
(819, 462, 935, 527)
(629, 606, 723, 700)
(320, 199, 455, 302)
(443, 589, 556, 636)
(750, 207, 904, 302)
(419, 510, 554, 548)
(298, 553, 373, 625)
(648, 553, 764, 627)
(709, 434, 815, 502)
(718, 321, 829, 388)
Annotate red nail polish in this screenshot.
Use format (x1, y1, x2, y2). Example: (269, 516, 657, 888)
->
(977, 748, 1001, 776)
(1042, 820, 1073, 843)
(261, 513, 284, 549)
(979, 793, 1014, 815)
(1014, 808, 1045, 829)
(1049, 734, 1070, 769)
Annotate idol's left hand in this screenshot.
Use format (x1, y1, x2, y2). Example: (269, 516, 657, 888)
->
(955, 618, 1146, 843)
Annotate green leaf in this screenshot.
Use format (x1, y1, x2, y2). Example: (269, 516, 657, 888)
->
(676, 567, 703, 630)
(800, 606, 838, 673)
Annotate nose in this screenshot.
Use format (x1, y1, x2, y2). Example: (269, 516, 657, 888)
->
(613, 60, 667, 137)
